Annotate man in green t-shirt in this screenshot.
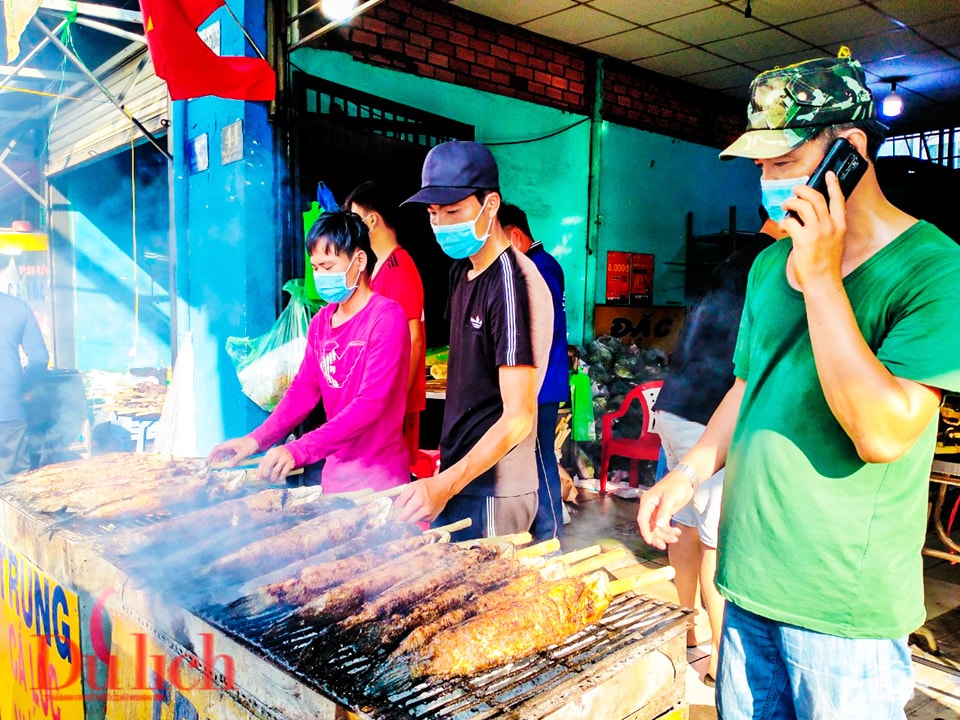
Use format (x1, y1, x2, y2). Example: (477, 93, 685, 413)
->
(638, 51, 960, 719)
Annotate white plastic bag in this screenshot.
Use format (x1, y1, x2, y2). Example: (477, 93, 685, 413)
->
(226, 279, 319, 411)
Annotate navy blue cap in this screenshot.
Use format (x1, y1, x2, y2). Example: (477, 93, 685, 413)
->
(402, 141, 500, 206)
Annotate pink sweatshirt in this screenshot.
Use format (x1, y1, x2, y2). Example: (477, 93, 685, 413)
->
(249, 293, 411, 494)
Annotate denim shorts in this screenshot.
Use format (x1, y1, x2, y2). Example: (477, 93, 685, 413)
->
(717, 602, 914, 720)
(654, 410, 724, 548)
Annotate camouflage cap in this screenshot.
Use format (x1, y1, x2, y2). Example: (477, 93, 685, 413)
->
(719, 55, 875, 160)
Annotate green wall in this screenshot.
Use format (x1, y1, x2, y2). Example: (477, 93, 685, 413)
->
(597, 123, 760, 307)
(292, 49, 592, 343)
(291, 49, 760, 343)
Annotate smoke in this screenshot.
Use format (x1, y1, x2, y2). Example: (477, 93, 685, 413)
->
(48, 145, 172, 372)
(106, 489, 395, 612)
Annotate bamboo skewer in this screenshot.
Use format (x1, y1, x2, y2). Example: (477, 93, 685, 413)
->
(243, 467, 304, 481)
(567, 547, 628, 576)
(557, 544, 601, 565)
(608, 565, 676, 595)
(429, 518, 472, 535)
(515, 537, 561, 558)
(463, 531, 533, 547)
(323, 488, 375, 500)
(365, 485, 408, 500)
(478, 532, 533, 545)
(209, 456, 263, 469)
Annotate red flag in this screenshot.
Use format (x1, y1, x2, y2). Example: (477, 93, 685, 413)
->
(138, 0, 275, 101)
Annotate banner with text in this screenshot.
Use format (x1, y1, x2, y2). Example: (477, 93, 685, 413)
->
(0, 541, 85, 720)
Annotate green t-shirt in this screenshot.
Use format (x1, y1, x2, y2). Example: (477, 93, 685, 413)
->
(717, 221, 960, 638)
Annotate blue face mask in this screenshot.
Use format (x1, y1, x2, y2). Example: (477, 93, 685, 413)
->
(313, 254, 359, 304)
(431, 198, 493, 259)
(760, 175, 809, 223)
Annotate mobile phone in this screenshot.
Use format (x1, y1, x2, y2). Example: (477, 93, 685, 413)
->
(808, 137, 868, 201)
(786, 137, 868, 221)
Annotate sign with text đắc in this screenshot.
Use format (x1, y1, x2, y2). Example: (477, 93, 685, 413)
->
(0, 541, 85, 720)
(593, 305, 686, 354)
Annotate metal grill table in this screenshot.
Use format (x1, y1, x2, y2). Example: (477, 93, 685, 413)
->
(1, 476, 692, 720)
(204, 592, 692, 720)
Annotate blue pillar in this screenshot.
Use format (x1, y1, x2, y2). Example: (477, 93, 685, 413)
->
(171, 0, 278, 453)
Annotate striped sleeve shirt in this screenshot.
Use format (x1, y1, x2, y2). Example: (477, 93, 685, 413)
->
(440, 245, 553, 496)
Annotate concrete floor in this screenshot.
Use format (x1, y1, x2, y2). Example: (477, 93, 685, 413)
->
(559, 490, 960, 720)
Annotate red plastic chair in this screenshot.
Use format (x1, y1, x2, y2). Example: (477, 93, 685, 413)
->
(598, 380, 663, 494)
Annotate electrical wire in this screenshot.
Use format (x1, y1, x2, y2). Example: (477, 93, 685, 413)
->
(285, 60, 591, 148)
(485, 117, 591, 146)
(40, 2, 82, 161)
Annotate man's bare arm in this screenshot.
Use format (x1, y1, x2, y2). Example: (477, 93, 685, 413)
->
(392, 365, 536, 522)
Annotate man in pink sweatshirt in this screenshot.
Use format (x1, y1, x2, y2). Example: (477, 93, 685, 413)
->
(209, 211, 411, 494)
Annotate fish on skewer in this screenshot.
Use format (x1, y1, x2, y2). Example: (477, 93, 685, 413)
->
(297, 544, 502, 667)
(371, 571, 611, 694)
(107, 488, 344, 557)
(25, 464, 207, 513)
(263, 541, 455, 641)
(232, 520, 421, 599)
(390, 567, 546, 658)
(338, 545, 500, 631)
(222, 524, 434, 618)
(81, 469, 248, 519)
(207, 498, 392, 581)
(381, 549, 591, 660)
(12, 455, 207, 501)
(353, 555, 531, 655)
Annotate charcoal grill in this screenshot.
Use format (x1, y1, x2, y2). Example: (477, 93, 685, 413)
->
(202, 591, 692, 720)
(2, 469, 692, 720)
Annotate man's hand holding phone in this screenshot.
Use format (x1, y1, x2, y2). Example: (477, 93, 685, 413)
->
(782, 137, 867, 290)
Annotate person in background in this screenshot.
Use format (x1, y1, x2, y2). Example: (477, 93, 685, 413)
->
(393, 141, 553, 541)
(499, 203, 569, 542)
(652, 205, 784, 684)
(0, 292, 48, 481)
(345, 181, 426, 466)
(637, 53, 960, 718)
(209, 211, 411, 494)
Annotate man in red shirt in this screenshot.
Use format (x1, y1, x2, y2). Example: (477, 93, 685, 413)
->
(345, 181, 426, 464)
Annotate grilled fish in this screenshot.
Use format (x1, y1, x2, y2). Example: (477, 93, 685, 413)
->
(223, 525, 434, 618)
(338, 545, 500, 631)
(382, 572, 610, 688)
(354, 555, 528, 655)
(390, 569, 543, 658)
(207, 498, 392, 581)
(108, 489, 342, 557)
(279, 541, 454, 629)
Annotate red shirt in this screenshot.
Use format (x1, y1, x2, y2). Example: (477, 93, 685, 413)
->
(370, 246, 426, 413)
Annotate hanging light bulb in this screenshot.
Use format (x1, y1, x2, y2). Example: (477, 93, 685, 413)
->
(321, 0, 358, 21)
(744, 0, 753, 19)
(882, 82, 903, 118)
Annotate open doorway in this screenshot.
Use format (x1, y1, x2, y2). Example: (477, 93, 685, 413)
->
(289, 73, 474, 447)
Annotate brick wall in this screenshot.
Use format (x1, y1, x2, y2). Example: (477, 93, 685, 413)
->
(603, 61, 744, 148)
(310, 0, 744, 148)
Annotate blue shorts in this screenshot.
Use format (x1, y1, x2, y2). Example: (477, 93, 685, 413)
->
(717, 602, 914, 720)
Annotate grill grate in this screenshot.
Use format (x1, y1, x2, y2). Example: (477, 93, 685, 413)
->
(200, 591, 691, 720)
